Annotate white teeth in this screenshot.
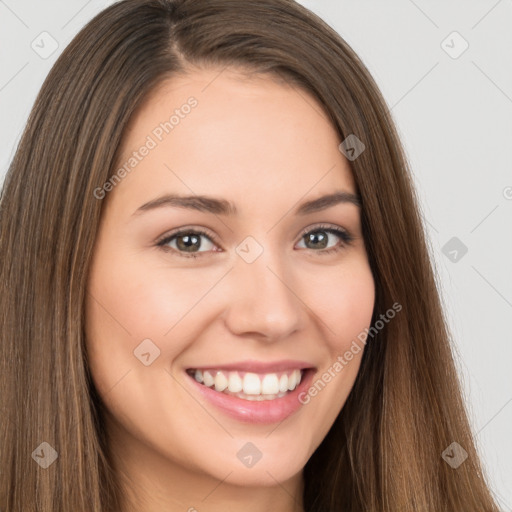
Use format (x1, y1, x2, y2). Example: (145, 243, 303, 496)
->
(294, 369, 301, 388)
(228, 371, 243, 393)
(214, 372, 228, 392)
(243, 372, 261, 395)
(203, 370, 214, 387)
(288, 369, 300, 391)
(279, 374, 289, 393)
(261, 373, 280, 395)
(189, 368, 306, 400)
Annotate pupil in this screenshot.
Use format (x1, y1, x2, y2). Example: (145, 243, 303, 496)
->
(177, 234, 200, 252)
(307, 231, 327, 249)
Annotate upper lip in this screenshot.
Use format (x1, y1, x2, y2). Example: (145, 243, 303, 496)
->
(186, 359, 316, 374)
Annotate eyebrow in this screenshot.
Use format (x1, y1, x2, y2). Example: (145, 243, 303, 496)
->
(131, 190, 361, 217)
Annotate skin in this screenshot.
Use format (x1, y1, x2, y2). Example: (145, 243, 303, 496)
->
(85, 67, 375, 512)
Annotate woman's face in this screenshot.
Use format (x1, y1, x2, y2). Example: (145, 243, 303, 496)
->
(85, 67, 375, 499)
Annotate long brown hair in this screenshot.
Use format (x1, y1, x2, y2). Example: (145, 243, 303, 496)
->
(0, 0, 499, 510)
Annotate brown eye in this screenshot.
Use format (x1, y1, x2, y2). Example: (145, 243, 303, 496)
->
(156, 228, 218, 258)
(296, 225, 353, 255)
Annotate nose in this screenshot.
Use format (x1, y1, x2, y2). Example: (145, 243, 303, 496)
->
(221, 249, 305, 342)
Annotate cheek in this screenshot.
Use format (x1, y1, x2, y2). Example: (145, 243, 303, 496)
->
(307, 258, 376, 351)
(84, 251, 179, 396)
(84, 247, 229, 402)
(297, 259, 375, 421)
(86, 251, 199, 344)
(328, 264, 375, 385)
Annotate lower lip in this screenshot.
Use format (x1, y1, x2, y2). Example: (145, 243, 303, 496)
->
(186, 369, 316, 424)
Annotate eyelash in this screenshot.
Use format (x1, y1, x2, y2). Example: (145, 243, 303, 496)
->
(155, 223, 354, 259)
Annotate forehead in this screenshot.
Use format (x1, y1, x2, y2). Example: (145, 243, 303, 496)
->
(109, 67, 357, 215)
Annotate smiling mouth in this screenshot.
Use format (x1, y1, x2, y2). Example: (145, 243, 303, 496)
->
(185, 368, 309, 401)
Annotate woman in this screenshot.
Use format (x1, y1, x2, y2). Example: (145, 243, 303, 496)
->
(0, 0, 500, 510)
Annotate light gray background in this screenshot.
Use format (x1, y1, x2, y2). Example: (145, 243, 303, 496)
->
(1, 0, 511, 508)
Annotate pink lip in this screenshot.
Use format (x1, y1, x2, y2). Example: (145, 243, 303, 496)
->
(186, 367, 316, 424)
(187, 359, 315, 374)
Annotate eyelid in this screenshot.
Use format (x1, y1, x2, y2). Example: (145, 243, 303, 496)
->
(297, 222, 349, 240)
(155, 225, 219, 247)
